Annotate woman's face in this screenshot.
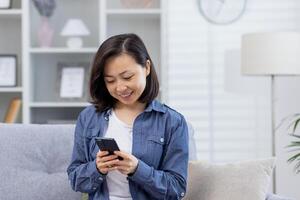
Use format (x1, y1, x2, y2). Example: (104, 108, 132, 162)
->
(103, 53, 150, 108)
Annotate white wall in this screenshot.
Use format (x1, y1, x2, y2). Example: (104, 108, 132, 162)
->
(166, 0, 300, 198)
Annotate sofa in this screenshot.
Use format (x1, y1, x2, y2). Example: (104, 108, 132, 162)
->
(0, 123, 292, 200)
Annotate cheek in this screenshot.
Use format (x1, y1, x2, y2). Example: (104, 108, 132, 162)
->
(135, 77, 147, 91)
(105, 84, 114, 94)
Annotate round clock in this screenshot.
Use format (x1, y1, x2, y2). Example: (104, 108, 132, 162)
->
(197, 0, 247, 25)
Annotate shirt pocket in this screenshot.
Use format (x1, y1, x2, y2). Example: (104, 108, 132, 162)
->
(84, 128, 100, 160)
(146, 135, 165, 168)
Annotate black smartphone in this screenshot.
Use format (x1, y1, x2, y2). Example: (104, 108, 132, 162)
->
(95, 137, 123, 160)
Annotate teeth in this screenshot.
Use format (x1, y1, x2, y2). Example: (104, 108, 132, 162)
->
(120, 93, 131, 97)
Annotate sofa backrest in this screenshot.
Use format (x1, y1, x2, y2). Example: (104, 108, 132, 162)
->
(0, 123, 81, 200)
(0, 121, 197, 200)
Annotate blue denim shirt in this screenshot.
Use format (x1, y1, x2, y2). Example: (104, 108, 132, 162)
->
(67, 100, 189, 200)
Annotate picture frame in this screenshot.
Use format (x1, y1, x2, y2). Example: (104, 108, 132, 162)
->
(0, 55, 17, 87)
(0, 0, 12, 9)
(56, 62, 90, 101)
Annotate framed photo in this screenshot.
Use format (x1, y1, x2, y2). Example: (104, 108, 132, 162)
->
(0, 55, 17, 87)
(56, 62, 90, 101)
(0, 0, 12, 9)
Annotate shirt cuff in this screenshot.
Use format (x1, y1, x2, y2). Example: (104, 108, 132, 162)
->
(89, 159, 106, 184)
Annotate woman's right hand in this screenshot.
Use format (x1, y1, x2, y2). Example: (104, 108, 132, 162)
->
(96, 151, 119, 174)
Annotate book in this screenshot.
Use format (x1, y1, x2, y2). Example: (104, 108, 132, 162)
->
(4, 98, 22, 123)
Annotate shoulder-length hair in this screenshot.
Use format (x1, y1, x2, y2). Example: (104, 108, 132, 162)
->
(89, 33, 159, 112)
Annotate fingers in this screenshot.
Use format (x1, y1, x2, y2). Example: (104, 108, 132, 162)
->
(99, 159, 119, 168)
(96, 151, 119, 174)
(97, 151, 109, 158)
(112, 152, 138, 175)
(113, 151, 130, 160)
(96, 151, 138, 175)
(99, 154, 118, 162)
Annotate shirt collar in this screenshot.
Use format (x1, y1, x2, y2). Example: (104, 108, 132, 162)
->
(144, 100, 166, 113)
(103, 100, 166, 118)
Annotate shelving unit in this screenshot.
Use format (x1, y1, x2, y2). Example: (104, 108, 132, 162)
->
(0, 0, 166, 124)
(0, 0, 22, 123)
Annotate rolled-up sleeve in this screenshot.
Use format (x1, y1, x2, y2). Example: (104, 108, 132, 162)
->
(128, 115, 189, 199)
(67, 112, 106, 193)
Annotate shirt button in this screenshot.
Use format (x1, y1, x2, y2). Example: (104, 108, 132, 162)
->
(160, 137, 164, 143)
(104, 116, 108, 120)
(181, 192, 185, 197)
(93, 187, 97, 190)
(98, 177, 102, 181)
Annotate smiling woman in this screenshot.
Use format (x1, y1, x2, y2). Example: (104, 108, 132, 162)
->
(67, 33, 189, 200)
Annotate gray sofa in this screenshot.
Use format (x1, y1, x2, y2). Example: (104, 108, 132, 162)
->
(0, 123, 291, 200)
(0, 124, 81, 200)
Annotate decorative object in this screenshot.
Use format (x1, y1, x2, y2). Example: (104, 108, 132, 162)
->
(60, 19, 90, 49)
(184, 158, 275, 200)
(57, 62, 90, 101)
(0, 0, 11, 9)
(120, 0, 154, 8)
(32, 0, 56, 47)
(0, 55, 17, 86)
(241, 32, 300, 192)
(197, 0, 247, 25)
(4, 98, 22, 123)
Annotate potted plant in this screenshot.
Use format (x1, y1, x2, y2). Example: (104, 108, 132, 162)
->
(285, 114, 300, 174)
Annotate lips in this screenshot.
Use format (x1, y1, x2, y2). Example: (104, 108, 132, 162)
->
(118, 91, 133, 98)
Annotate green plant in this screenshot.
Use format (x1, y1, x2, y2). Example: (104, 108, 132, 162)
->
(286, 114, 300, 174)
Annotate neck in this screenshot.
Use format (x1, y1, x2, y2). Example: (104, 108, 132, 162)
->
(113, 102, 147, 125)
(115, 102, 147, 113)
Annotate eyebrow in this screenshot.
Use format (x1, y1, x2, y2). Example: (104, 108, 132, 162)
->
(104, 70, 132, 77)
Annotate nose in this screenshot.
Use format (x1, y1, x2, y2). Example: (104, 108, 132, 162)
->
(116, 81, 127, 92)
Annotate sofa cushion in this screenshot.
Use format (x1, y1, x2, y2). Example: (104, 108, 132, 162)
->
(0, 123, 81, 200)
(184, 158, 275, 200)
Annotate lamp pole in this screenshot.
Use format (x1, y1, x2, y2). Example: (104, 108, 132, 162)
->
(271, 75, 276, 193)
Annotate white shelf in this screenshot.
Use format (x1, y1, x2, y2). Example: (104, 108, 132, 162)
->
(0, 9, 22, 17)
(29, 48, 98, 54)
(106, 9, 161, 14)
(0, 87, 23, 93)
(0, 0, 165, 123)
(30, 102, 91, 108)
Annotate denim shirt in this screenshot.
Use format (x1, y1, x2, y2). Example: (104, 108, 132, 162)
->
(67, 100, 189, 200)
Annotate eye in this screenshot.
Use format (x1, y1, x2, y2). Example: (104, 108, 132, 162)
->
(123, 75, 133, 80)
(104, 79, 115, 84)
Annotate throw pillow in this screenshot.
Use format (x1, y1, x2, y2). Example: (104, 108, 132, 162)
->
(184, 158, 275, 200)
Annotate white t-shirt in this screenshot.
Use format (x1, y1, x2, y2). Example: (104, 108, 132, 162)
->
(105, 110, 133, 200)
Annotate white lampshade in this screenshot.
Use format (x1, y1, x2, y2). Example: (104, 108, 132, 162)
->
(241, 32, 300, 75)
(60, 19, 90, 36)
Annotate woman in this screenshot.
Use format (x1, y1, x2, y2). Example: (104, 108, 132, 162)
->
(67, 33, 189, 200)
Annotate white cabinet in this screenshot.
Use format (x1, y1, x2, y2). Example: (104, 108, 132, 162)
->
(0, 0, 22, 122)
(0, 0, 166, 123)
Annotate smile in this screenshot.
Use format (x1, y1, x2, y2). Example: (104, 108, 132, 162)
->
(119, 91, 133, 98)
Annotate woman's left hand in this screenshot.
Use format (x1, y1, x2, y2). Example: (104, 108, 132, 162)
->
(113, 151, 138, 175)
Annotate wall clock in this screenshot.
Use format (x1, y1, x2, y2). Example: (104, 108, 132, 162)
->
(197, 0, 247, 25)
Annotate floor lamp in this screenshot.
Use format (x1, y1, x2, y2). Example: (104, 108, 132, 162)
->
(241, 32, 300, 193)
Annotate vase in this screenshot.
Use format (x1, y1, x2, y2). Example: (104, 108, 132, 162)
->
(37, 17, 54, 47)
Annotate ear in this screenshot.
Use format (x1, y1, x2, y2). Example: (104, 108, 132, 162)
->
(145, 60, 151, 76)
